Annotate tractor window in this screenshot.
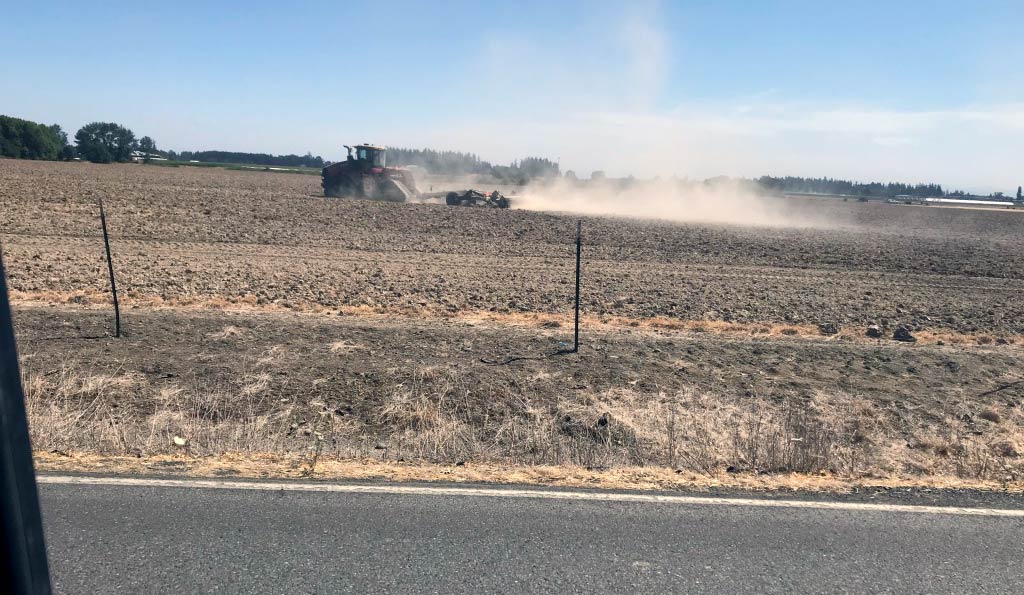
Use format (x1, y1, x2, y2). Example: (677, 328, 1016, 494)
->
(356, 147, 386, 167)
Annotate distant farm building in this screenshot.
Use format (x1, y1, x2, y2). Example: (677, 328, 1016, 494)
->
(887, 195, 925, 205)
(130, 151, 167, 162)
(925, 197, 1016, 207)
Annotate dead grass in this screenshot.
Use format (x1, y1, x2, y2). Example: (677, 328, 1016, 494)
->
(32, 451, 1024, 493)
(328, 340, 365, 355)
(22, 361, 1024, 487)
(24, 364, 293, 456)
(207, 325, 246, 341)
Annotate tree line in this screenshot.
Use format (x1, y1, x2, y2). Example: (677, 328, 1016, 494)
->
(1, 114, 325, 167)
(168, 150, 324, 168)
(750, 175, 1024, 200)
(385, 147, 560, 184)
(0, 115, 159, 164)
(755, 176, 954, 198)
(0, 115, 73, 160)
(1, 114, 1016, 197)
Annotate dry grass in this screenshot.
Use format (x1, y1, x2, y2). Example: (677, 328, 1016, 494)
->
(22, 361, 1024, 486)
(24, 363, 294, 456)
(32, 452, 1024, 493)
(328, 340, 365, 355)
(207, 325, 246, 341)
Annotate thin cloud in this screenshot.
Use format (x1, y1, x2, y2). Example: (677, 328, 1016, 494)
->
(364, 4, 1019, 192)
(390, 5, 1022, 193)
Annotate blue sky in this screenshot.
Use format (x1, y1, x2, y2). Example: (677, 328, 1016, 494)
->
(3, 1, 1021, 191)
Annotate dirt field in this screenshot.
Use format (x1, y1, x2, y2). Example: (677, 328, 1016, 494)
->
(4, 160, 1023, 335)
(3, 159, 1023, 486)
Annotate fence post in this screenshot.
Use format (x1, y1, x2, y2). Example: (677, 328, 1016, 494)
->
(573, 219, 581, 353)
(98, 197, 120, 337)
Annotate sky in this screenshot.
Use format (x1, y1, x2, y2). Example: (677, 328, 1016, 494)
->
(3, 0, 1021, 192)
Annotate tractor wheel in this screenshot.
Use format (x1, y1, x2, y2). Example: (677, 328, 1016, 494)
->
(324, 182, 342, 198)
(494, 195, 510, 209)
(446, 192, 461, 206)
(324, 176, 356, 198)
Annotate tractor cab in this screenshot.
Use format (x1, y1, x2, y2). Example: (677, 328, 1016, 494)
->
(346, 144, 387, 169)
(323, 142, 416, 201)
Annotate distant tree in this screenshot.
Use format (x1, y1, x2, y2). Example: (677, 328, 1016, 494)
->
(590, 170, 606, 181)
(754, 175, 965, 199)
(49, 124, 76, 160)
(564, 170, 577, 181)
(74, 122, 136, 163)
(518, 156, 559, 178)
(138, 136, 156, 162)
(49, 124, 67, 149)
(174, 149, 324, 168)
(1017, 186, 1022, 201)
(385, 146, 559, 182)
(0, 115, 66, 160)
(386, 147, 489, 175)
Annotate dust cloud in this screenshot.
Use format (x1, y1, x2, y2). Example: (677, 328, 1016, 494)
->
(513, 177, 837, 228)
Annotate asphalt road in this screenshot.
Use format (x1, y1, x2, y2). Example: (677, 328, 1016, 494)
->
(39, 477, 1024, 594)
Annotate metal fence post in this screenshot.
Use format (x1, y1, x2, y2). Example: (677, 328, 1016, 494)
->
(98, 197, 121, 337)
(573, 220, 581, 353)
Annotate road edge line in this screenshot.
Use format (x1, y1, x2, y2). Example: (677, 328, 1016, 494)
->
(36, 474, 1024, 517)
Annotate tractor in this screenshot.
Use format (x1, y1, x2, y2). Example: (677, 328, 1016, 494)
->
(321, 144, 418, 202)
(321, 144, 510, 208)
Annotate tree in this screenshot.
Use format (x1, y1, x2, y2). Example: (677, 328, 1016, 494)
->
(1017, 186, 1022, 201)
(138, 136, 156, 162)
(51, 124, 75, 160)
(174, 149, 324, 168)
(383, 146, 560, 181)
(0, 115, 65, 160)
(74, 122, 136, 163)
(751, 175, 968, 199)
(48, 124, 67, 150)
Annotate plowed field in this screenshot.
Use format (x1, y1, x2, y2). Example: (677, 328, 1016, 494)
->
(3, 158, 1023, 483)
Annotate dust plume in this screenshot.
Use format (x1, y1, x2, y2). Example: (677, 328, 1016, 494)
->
(513, 176, 837, 228)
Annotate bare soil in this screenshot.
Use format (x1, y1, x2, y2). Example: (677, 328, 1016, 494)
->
(3, 159, 1023, 485)
(3, 160, 1024, 336)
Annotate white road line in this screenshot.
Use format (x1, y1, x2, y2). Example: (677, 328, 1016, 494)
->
(37, 475, 1024, 517)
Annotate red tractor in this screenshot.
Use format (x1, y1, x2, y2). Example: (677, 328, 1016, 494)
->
(322, 143, 510, 208)
(321, 144, 418, 202)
